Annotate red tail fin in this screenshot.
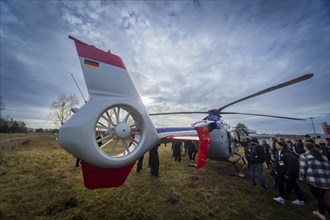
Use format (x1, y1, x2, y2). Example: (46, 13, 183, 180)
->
(81, 161, 134, 189)
(195, 127, 211, 169)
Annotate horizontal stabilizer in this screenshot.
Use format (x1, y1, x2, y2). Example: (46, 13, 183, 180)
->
(164, 136, 199, 141)
(81, 161, 134, 189)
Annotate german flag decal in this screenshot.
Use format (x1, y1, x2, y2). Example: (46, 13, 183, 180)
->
(84, 59, 99, 68)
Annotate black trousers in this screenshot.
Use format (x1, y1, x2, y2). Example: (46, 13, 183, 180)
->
(277, 175, 287, 198)
(286, 177, 303, 200)
(136, 155, 144, 172)
(149, 148, 159, 176)
(192, 152, 197, 161)
(75, 158, 81, 167)
(174, 153, 181, 162)
(309, 184, 330, 215)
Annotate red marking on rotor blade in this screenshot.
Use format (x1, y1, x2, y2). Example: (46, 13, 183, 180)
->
(196, 127, 211, 169)
(81, 161, 134, 189)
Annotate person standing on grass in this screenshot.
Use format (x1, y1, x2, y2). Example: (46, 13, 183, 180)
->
(299, 142, 330, 220)
(273, 141, 304, 205)
(183, 141, 188, 156)
(149, 144, 160, 177)
(246, 137, 267, 188)
(187, 140, 197, 162)
(173, 141, 182, 162)
(136, 155, 144, 173)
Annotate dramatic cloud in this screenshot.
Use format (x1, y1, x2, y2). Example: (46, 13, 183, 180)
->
(1, 0, 329, 134)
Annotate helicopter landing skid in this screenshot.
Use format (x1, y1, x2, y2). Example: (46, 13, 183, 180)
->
(227, 152, 247, 178)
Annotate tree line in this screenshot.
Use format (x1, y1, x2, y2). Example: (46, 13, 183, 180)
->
(0, 97, 28, 133)
(0, 94, 79, 133)
(0, 116, 28, 133)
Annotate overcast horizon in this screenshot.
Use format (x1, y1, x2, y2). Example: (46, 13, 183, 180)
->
(1, 0, 329, 135)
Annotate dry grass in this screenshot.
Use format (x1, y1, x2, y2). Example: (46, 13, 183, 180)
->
(0, 133, 328, 219)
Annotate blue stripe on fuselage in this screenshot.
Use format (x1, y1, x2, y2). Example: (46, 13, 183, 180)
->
(156, 127, 195, 133)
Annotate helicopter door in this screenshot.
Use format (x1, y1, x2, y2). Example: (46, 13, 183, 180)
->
(231, 130, 240, 143)
(229, 130, 242, 155)
(231, 129, 249, 144)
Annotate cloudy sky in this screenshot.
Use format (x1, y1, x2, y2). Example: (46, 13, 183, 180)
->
(1, 0, 329, 135)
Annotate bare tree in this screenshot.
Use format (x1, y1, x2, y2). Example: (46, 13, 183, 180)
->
(235, 122, 249, 131)
(50, 94, 79, 128)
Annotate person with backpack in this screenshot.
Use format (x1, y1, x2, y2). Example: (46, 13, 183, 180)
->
(246, 137, 267, 188)
(300, 142, 330, 220)
(273, 141, 304, 205)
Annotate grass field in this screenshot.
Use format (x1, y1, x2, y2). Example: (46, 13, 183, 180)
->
(0, 133, 328, 220)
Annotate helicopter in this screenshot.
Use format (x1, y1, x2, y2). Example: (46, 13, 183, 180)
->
(57, 36, 313, 189)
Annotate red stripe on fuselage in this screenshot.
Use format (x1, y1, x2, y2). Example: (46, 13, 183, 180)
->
(69, 35, 126, 70)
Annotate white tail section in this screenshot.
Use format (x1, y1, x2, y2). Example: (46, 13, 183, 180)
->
(58, 36, 159, 169)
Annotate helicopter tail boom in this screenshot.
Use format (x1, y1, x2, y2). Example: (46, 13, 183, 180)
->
(58, 36, 160, 172)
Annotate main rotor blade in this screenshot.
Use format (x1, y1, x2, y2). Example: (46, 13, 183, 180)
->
(221, 111, 307, 121)
(208, 73, 313, 119)
(150, 111, 208, 116)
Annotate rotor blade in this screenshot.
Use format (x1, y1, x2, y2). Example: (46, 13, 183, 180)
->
(150, 111, 208, 116)
(209, 73, 313, 119)
(221, 111, 307, 121)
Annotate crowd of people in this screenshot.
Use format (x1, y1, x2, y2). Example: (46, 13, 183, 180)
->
(135, 140, 199, 176)
(80, 133, 329, 219)
(134, 135, 329, 220)
(243, 135, 330, 220)
(174, 140, 198, 162)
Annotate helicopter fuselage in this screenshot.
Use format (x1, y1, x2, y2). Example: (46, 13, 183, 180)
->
(157, 119, 240, 161)
(207, 127, 239, 161)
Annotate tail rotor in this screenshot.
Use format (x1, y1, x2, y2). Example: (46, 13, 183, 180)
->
(95, 105, 144, 158)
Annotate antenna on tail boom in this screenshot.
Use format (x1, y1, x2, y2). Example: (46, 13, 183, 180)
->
(71, 73, 87, 103)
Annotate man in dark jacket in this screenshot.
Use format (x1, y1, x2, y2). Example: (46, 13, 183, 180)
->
(173, 141, 182, 162)
(246, 137, 266, 188)
(273, 141, 304, 205)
